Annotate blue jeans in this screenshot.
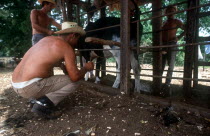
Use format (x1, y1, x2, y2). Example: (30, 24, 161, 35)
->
(32, 34, 47, 45)
(161, 41, 177, 85)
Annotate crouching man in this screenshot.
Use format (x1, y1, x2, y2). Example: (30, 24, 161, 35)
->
(11, 22, 94, 119)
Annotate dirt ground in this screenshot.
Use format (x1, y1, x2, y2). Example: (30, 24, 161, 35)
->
(0, 68, 210, 136)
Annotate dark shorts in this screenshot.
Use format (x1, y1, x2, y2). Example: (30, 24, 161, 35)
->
(32, 34, 47, 45)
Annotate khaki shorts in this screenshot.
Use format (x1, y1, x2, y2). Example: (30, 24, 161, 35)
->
(13, 75, 79, 105)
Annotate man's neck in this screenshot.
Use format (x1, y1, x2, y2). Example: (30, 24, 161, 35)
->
(40, 8, 48, 14)
(59, 36, 74, 48)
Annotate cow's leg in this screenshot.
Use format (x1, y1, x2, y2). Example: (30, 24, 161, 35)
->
(94, 50, 105, 84)
(130, 52, 141, 93)
(104, 45, 121, 88)
(94, 58, 101, 83)
(112, 55, 120, 88)
(82, 57, 90, 81)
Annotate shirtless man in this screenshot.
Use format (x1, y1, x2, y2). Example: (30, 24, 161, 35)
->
(31, 0, 61, 45)
(161, 6, 185, 87)
(12, 22, 94, 119)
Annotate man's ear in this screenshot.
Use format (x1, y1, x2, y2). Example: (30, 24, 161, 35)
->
(67, 33, 74, 39)
(70, 33, 77, 38)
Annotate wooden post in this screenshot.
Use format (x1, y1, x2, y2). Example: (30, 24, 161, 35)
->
(77, 4, 81, 25)
(193, 0, 200, 88)
(66, 0, 73, 21)
(61, 0, 67, 21)
(120, 0, 131, 95)
(76, 3, 83, 68)
(152, 0, 162, 96)
(183, 0, 199, 98)
(87, 0, 91, 23)
(100, 1, 106, 77)
(100, 1, 106, 18)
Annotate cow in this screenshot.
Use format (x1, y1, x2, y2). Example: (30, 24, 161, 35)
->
(78, 0, 143, 92)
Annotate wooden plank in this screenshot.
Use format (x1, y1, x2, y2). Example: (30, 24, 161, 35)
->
(152, 0, 162, 96)
(199, 11, 210, 18)
(134, 93, 210, 118)
(79, 80, 210, 118)
(120, 0, 131, 95)
(198, 37, 210, 42)
(79, 80, 120, 96)
(198, 61, 210, 66)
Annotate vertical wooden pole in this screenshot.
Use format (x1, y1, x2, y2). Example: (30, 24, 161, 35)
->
(76, 3, 83, 68)
(100, 1, 106, 77)
(66, 0, 73, 21)
(152, 0, 162, 96)
(77, 4, 81, 25)
(184, 0, 199, 98)
(61, 0, 67, 21)
(193, 0, 200, 89)
(120, 0, 131, 95)
(87, 0, 91, 23)
(100, 1, 106, 18)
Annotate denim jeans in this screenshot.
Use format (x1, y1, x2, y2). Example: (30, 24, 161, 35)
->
(161, 41, 177, 85)
(32, 34, 47, 45)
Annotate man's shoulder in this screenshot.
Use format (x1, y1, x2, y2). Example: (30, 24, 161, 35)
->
(48, 37, 70, 48)
(31, 9, 39, 14)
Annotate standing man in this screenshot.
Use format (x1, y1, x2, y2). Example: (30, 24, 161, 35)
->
(12, 22, 94, 119)
(161, 6, 185, 89)
(31, 0, 61, 45)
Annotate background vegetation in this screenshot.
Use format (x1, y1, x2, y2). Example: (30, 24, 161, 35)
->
(0, 0, 209, 65)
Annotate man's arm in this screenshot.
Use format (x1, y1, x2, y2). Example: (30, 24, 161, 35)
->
(176, 20, 185, 41)
(30, 9, 53, 35)
(63, 44, 94, 82)
(51, 19, 61, 30)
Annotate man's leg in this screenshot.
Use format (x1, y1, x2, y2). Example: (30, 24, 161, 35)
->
(32, 75, 79, 105)
(165, 47, 177, 85)
(30, 75, 79, 118)
(161, 54, 167, 76)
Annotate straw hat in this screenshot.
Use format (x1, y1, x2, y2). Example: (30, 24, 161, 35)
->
(55, 22, 86, 36)
(38, 0, 56, 5)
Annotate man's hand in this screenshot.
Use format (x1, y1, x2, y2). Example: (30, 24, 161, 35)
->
(84, 62, 94, 71)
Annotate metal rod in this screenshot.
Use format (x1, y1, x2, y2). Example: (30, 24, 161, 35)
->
(77, 42, 208, 52)
(140, 1, 188, 16)
(133, 41, 210, 49)
(136, 2, 210, 23)
(86, 24, 120, 33)
(88, 68, 210, 82)
(78, 48, 120, 51)
(101, 66, 185, 73)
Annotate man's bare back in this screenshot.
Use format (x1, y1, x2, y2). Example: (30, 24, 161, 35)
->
(12, 37, 70, 82)
(12, 35, 93, 83)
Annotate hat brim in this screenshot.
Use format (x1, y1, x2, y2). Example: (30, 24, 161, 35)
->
(54, 26, 86, 36)
(38, 0, 56, 7)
